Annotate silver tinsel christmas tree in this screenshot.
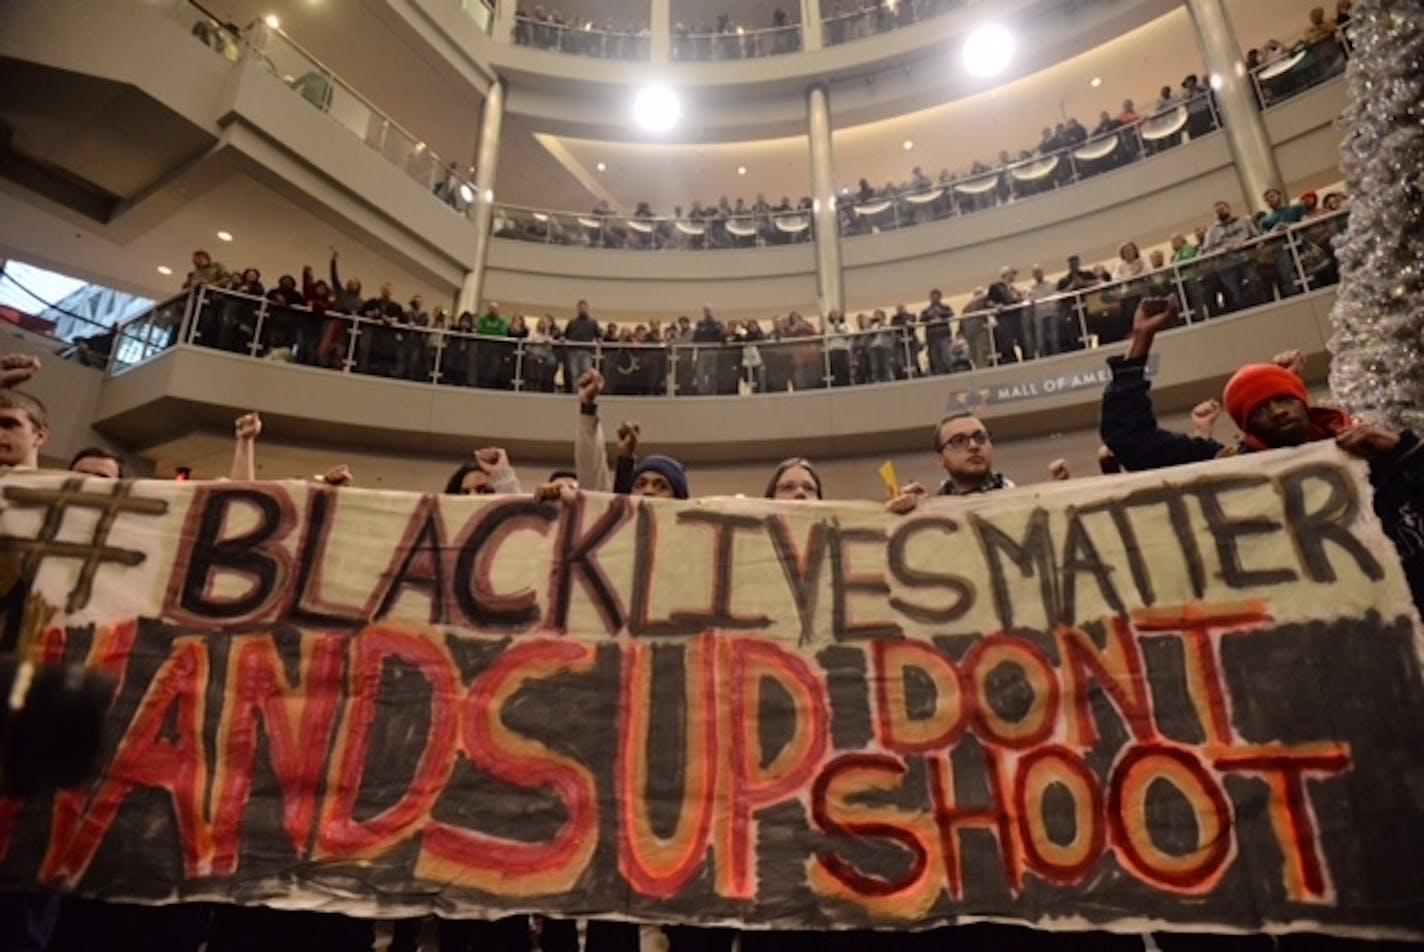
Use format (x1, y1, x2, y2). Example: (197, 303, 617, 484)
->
(1328, 0, 1424, 431)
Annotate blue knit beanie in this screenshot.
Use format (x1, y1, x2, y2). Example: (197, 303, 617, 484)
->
(631, 454, 689, 499)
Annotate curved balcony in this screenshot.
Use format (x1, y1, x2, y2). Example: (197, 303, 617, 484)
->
(513, 16, 651, 61)
(91, 209, 1346, 467)
(401, 0, 1183, 138)
(821, 0, 960, 47)
(491, 95, 1222, 254)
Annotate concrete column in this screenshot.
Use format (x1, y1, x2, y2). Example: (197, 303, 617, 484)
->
(800, 0, 823, 51)
(807, 83, 843, 318)
(650, 0, 670, 62)
(493, 0, 516, 43)
(1185, 0, 1284, 207)
(456, 79, 505, 318)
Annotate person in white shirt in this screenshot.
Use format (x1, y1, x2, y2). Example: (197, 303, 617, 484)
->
(1023, 264, 1060, 356)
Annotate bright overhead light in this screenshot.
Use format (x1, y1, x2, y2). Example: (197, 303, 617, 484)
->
(737, 165, 747, 175)
(216, 230, 233, 242)
(596, 161, 607, 172)
(156, 265, 173, 276)
(962, 23, 1015, 79)
(902, 139, 914, 151)
(457, 183, 475, 203)
(484, 188, 494, 203)
(632, 86, 681, 133)
(1209, 72, 1224, 90)
(264, 13, 280, 28)
(1090, 76, 1102, 88)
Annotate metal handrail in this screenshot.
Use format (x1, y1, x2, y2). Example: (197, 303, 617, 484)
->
(106, 209, 1347, 393)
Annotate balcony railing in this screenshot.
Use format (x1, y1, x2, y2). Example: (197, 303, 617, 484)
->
(104, 211, 1347, 398)
(841, 95, 1225, 237)
(671, 24, 803, 61)
(822, 0, 967, 47)
(244, 22, 481, 218)
(513, 16, 651, 60)
(1250, 24, 1352, 109)
(492, 205, 815, 250)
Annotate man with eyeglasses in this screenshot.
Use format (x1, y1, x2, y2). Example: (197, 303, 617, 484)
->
(887, 412, 1016, 513)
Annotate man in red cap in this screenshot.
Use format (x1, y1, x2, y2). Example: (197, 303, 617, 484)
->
(1100, 296, 1424, 609)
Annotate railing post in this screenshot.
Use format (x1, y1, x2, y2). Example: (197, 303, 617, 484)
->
(1172, 266, 1195, 324)
(431, 328, 445, 384)
(344, 318, 360, 372)
(512, 339, 525, 391)
(249, 298, 267, 357)
(190, 287, 209, 346)
(1284, 226, 1313, 293)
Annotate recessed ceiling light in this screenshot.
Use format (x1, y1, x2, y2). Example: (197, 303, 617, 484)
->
(902, 139, 914, 150)
(962, 23, 1015, 79)
(156, 265, 173, 276)
(216, 230, 233, 242)
(596, 162, 607, 172)
(737, 165, 747, 175)
(264, 13, 280, 28)
(1091, 76, 1102, 87)
(632, 86, 681, 133)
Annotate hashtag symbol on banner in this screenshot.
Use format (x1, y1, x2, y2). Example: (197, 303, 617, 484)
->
(2, 478, 169, 612)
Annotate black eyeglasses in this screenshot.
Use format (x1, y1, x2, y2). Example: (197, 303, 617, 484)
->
(937, 430, 992, 452)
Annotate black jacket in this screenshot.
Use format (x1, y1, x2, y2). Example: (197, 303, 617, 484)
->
(1100, 354, 1424, 611)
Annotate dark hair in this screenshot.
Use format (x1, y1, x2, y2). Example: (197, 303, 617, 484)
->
(548, 469, 578, 482)
(444, 463, 482, 495)
(932, 411, 981, 451)
(69, 446, 123, 475)
(763, 457, 823, 500)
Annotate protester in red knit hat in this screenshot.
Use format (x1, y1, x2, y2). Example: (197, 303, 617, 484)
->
(1220, 361, 1352, 452)
(1099, 296, 1424, 614)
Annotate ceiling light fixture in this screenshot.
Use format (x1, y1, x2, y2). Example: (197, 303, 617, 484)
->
(1091, 76, 1102, 88)
(596, 161, 607, 172)
(264, 13, 280, 28)
(737, 165, 747, 175)
(216, 230, 233, 242)
(962, 23, 1015, 79)
(157, 265, 173, 276)
(902, 139, 914, 150)
(632, 86, 681, 133)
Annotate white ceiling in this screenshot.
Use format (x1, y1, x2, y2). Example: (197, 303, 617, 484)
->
(0, 173, 455, 304)
(189, 0, 1325, 214)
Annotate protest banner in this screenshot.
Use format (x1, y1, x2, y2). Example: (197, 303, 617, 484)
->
(0, 441, 1421, 939)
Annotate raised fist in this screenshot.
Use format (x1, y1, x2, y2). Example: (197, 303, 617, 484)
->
(234, 412, 263, 441)
(0, 353, 41, 389)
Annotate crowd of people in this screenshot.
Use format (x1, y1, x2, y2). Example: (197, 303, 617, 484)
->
(670, 10, 801, 61)
(495, 74, 1223, 252)
(1247, 2, 1354, 105)
(4, 253, 1423, 950)
(822, 0, 964, 46)
(513, 7, 650, 59)
(154, 187, 1347, 401)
